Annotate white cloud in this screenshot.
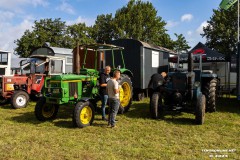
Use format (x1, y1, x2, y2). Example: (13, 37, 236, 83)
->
(187, 31, 193, 36)
(196, 21, 208, 34)
(56, 1, 75, 15)
(181, 14, 193, 22)
(0, 19, 33, 52)
(66, 16, 95, 26)
(0, 11, 15, 21)
(0, 0, 48, 11)
(166, 20, 179, 29)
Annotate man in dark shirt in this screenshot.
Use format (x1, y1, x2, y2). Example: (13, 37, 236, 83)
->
(99, 66, 111, 121)
(148, 72, 167, 99)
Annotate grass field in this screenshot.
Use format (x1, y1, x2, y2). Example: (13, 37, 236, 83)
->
(0, 97, 239, 160)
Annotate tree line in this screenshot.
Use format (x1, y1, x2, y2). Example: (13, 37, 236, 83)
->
(14, 0, 190, 57)
(15, 0, 238, 58)
(202, 3, 239, 57)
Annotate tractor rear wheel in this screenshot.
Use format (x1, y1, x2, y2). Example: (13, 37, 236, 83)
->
(11, 91, 29, 109)
(73, 101, 95, 128)
(202, 78, 217, 112)
(35, 97, 59, 121)
(195, 94, 206, 125)
(118, 74, 133, 114)
(150, 92, 162, 119)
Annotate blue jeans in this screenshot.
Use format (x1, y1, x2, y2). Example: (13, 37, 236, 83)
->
(101, 95, 108, 118)
(108, 98, 120, 126)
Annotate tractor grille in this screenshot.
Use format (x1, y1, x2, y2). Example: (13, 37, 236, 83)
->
(172, 74, 187, 91)
(69, 82, 78, 97)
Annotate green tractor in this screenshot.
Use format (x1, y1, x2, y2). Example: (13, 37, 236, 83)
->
(34, 44, 133, 128)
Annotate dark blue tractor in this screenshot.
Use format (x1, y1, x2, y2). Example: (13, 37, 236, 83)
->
(150, 53, 206, 124)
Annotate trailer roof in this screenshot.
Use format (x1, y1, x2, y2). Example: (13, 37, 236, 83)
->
(51, 46, 73, 55)
(140, 40, 176, 54)
(0, 50, 10, 53)
(78, 43, 124, 51)
(30, 46, 72, 57)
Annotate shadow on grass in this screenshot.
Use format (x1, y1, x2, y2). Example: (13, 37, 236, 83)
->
(0, 103, 12, 109)
(216, 97, 240, 114)
(163, 117, 196, 125)
(9, 105, 75, 127)
(9, 111, 43, 125)
(9, 104, 109, 128)
(125, 101, 197, 125)
(124, 101, 151, 119)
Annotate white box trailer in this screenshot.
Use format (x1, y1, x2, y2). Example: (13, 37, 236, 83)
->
(0, 50, 11, 76)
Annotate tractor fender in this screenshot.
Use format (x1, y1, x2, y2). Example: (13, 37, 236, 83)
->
(193, 84, 202, 101)
(79, 97, 92, 102)
(118, 69, 133, 78)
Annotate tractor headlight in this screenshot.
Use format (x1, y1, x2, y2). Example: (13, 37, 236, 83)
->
(6, 84, 15, 91)
(193, 81, 200, 88)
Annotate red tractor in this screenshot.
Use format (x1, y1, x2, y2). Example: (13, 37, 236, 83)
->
(0, 53, 68, 109)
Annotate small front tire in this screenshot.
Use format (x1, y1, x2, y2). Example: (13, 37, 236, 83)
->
(11, 91, 29, 109)
(73, 101, 95, 128)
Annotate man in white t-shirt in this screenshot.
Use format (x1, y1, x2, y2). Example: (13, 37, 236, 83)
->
(107, 70, 121, 128)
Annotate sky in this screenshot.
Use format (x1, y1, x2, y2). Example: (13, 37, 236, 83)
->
(0, 0, 222, 56)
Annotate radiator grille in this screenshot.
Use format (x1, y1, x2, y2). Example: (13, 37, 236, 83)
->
(69, 82, 78, 97)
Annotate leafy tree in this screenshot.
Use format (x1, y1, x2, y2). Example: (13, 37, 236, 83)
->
(201, 4, 238, 56)
(91, 14, 115, 43)
(173, 33, 191, 53)
(113, 0, 173, 48)
(14, 18, 70, 57)
(66, 23, 95, 47)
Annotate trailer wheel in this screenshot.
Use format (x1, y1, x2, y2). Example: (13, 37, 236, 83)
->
(11, 91, 29, 109)
(118, 74, 133, 114)
(202, 78, 217, 112)
(35, 97, 59, 121)
(150, 92, 162, 119)
(73, 101, 95, 128)
(195, 94, 206, 125)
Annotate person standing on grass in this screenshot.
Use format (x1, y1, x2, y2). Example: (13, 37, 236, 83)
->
(107, 70, 121, 128)
(99, 66, 111, 121)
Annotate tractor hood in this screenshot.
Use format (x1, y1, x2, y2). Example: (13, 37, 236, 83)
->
(50, 74, 96, 81)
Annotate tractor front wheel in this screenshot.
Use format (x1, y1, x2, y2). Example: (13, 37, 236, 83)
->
(195, 94, 206, 125)
(118, 74, 133, 114)
(73, 101, 94, 128)
(11, 91, 29, 109)
(150, 92, 162, 119)
(35, 97, 59, 121)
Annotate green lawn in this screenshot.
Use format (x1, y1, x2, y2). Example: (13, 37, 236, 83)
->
(0, 97, 239, 160)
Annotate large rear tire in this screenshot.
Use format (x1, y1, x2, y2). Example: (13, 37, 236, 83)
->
(150, 92, 162, 119)
(195, 94, 206, 125)
(11, 91, 29, 109)
(35, 97, 59, 121)
(118, 74, 133, 114)
(73, 101, 95, 128)
(202, 78, 217, 112)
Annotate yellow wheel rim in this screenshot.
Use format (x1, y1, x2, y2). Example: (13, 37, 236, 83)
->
(119, 82, 131, 108)
(80, 106, 92, 124)
(42, 104, 55, 118)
